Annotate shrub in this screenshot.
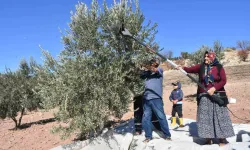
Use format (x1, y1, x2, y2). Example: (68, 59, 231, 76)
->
(189, 45, 210, 64)
(189, 41, 224, 64)
(181, 52, 190, 59)
(237, 50, 249, 61)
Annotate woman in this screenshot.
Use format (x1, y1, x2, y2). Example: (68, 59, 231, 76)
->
(179, 51, 235, 146)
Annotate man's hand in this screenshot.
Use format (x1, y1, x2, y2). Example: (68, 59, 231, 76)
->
(150, 67, 158, 72)
(141, 66, 148, 71)
(207, 87, 216, 96)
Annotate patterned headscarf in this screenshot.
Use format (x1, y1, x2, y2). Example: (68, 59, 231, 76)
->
(204, 52, 220, 85)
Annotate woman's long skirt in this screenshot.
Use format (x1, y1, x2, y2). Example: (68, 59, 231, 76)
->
(197, 94, 235, 138)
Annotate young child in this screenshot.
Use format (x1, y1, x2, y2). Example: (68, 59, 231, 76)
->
(169, 81, 184, 127)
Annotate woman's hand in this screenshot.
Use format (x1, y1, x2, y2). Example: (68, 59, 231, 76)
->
(175, 65, 182, 70)
(207, 87, 216, 96)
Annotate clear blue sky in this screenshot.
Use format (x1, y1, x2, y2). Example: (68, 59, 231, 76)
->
(0, 0, 249, 72)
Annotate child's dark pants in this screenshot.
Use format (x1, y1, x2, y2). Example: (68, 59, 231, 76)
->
(171, 104, 183, 117)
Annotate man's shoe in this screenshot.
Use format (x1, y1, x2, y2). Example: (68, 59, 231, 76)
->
(165, 137, 172, 141)
(143, 138, 151, 143)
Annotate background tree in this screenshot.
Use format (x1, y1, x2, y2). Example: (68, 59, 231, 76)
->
(230, 47, 237, 50)
(189, 41, 225, 64)
(213, 40, 224, 61)
(36, 0, 160, 139)
(189, 45, 211, 64)
(0, 59, 41, 129)
(163, 50, 173, 59)
(180, 52, 190, 59)
(237, 40, 250, 51)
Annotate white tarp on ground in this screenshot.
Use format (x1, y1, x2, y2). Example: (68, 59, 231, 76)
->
(51, 117, 250, 150)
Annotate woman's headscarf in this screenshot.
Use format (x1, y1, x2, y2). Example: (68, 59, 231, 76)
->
(204, 52, 220, 85)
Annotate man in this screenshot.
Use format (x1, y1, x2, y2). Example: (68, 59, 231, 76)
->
(140, 59, 171, 142)
(134, 94, 162, 135)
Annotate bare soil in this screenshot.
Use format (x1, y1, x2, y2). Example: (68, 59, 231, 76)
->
(161, 64, 250, 124)
(0, 111, 74, 150)
(1, 64, 250, 150)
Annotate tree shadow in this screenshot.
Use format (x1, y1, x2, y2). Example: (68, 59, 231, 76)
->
(114, 119, 135, 134)
(73, 120, 120, 141)
(184, 93, 197, 101)
(187, 122, 208, 145)
(188, 122, 198, 137)
(63, 130, 119, 150)
(9, 118, 56, 130)
(185, 94, 197, 98)
(187, 122, 250, 145)
(70, 122, 136, 150)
